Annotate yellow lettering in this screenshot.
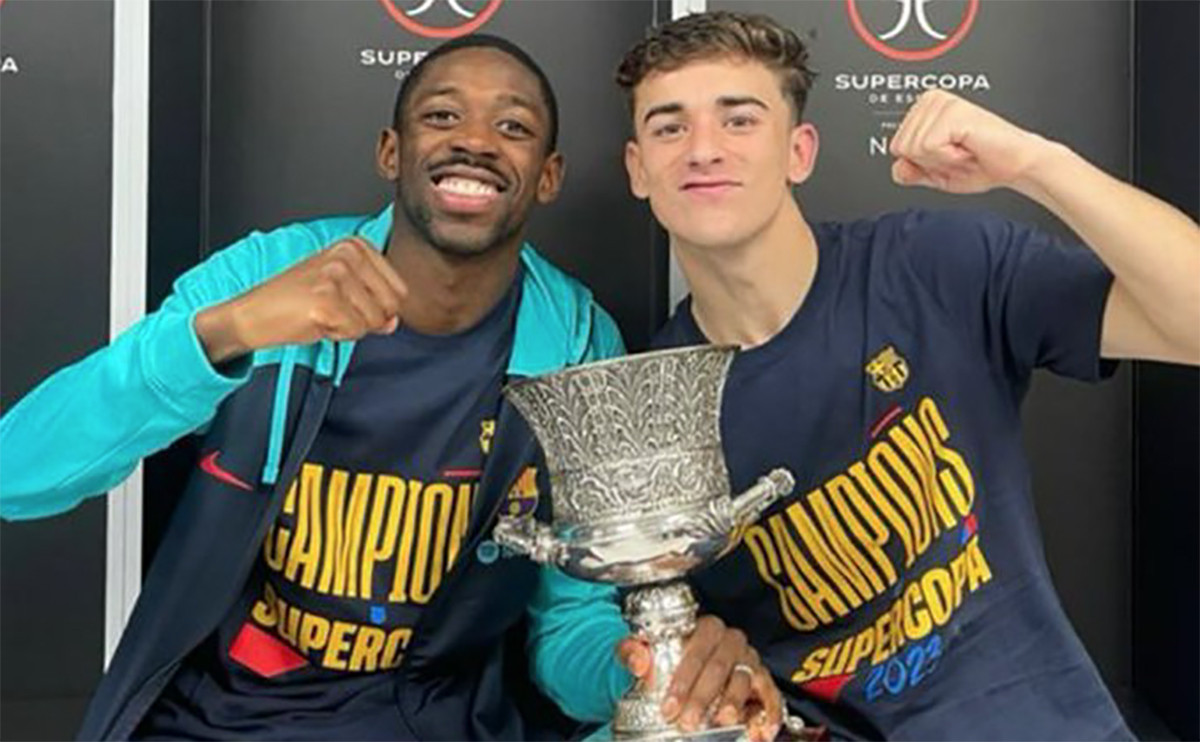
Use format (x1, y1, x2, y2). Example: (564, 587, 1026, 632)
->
(316, 469, 351, 594)
(786, 500, 868, 608)
(348, 625, 387, 672)
(410, 483, 456, 604)
(335, 473, 373, 598)
(382, 628, 412, 669)
(769, 517, 848, 624)
(845, 629, 875, 674)
(825, 474, 898, 589)
(918, 398, 976, 515)
(388, 479, 423, 602)
(744, 525, 819, 631)
(792, 648, 829, 684)
(902, 581, 931, 640)
(322, 621, 356, 671)
(871, 442, 933, 554)
(360, 475, 406, 599)
(284, 464, 324, 588)
(921, 568, 954, 626)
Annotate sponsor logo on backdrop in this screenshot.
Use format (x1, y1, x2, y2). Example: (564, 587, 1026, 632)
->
(362, 0, 505, 80)
(833, 0, 990, 157)
(847, 0, 978, 62)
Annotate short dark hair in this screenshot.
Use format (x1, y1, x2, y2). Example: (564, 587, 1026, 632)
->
(616, 11, 817, 123)
(393, 34, 559, 153)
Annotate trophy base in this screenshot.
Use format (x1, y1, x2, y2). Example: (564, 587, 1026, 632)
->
(613, 583, 750, 742)
(613, 722, 747, 742)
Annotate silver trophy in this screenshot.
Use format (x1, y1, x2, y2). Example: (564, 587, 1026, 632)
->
(492, 345, 795, 741)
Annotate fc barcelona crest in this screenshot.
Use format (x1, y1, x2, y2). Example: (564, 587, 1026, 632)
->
(505, 466, 539, 518)
(865, 345, 909, 392)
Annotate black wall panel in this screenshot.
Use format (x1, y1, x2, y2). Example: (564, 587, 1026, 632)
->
(1132, 1, 1200, 738)
(0, 1, 113, 739)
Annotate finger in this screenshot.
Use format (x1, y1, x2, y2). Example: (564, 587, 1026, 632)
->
(333, 238, 406, 324)
(910, 91, 955, 159)
(349, 237, 410, 300)
(353, 258, 405, 333)
(890, 91, 935, 159)
(664, 617, 724, 722)
(677, 629, 747, 731)
(616, 638, 653, 680)
(713, 663, 753, 728)
(311, 276, 370, 340)
(750, 671, 784, 741)
(332, 266, 393, 334)
(892, 158, 934, 188)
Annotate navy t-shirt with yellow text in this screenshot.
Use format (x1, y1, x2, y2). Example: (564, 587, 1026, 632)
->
(137, 273, 522, 740)
(653, 210, 1131, 740)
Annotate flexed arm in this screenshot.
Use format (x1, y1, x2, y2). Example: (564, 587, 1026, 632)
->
(889, 90, 1200, 366)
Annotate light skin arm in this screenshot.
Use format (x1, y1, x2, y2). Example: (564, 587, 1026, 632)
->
(889, 90, 1200, 366)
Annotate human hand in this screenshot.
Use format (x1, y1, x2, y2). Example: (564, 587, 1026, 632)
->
(890, 90, 1055, 195)
(618, 615, 784, 741)
(195, 237, 408, 363)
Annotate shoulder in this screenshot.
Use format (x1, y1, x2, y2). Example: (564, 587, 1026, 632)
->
(820, 208, 1004, 254)
(830, 208, 1013, 281)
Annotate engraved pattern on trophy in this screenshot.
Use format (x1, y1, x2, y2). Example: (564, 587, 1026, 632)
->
(494, 346, 797, 740)
(504, 347, 735, 525)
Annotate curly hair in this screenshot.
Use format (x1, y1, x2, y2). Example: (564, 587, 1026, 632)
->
(616, 11, 817, 123)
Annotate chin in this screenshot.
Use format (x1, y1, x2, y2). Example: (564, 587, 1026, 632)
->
(670, 222, 755, 251)
(426, 223, 511, 258)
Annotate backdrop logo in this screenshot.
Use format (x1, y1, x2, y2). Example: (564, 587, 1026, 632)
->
(847, 0, 978, 62)
(378, 0, 504, 39)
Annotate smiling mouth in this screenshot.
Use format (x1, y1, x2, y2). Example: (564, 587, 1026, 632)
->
(683, 180, 740, 190)
(433, 175, 503, 198)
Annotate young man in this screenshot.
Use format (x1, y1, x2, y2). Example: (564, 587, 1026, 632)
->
(0, 35, 776, 740)
(617, 11, 1199, 740)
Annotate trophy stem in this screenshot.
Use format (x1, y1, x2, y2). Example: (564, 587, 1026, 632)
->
(614, 583, 746, 741)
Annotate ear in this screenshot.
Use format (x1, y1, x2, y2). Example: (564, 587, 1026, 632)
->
(624, 139, 650, 200)
(535, 151, 566, 205)
(376, 127, 401, 182)
(786, 122, 819, 186)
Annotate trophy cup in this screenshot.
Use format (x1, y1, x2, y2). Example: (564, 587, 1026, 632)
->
(492, 345, 796, 741)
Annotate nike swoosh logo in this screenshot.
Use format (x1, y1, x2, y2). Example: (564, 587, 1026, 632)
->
(199, 451, 253, 492)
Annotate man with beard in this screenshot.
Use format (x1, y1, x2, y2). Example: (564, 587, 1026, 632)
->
(0, 35, 780, 741)
(616, 10, 1199, 741)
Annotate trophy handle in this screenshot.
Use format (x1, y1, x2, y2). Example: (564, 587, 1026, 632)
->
(492, 515, 567, 566)
(724, 468, 795, 528)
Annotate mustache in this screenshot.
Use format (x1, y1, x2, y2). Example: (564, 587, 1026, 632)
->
(427, 153, 510, 188)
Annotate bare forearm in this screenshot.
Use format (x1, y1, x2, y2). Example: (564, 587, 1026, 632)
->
(1014, 141, 1200, 359)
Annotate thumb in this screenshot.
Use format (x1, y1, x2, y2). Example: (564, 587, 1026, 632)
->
(891, 157, 931, 187)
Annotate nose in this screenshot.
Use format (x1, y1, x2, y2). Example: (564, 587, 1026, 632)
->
(449, 117, 500, 159)
(685, 117, 724, 169)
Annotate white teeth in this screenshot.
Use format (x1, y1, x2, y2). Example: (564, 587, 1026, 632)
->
(437, 177, 498, 197)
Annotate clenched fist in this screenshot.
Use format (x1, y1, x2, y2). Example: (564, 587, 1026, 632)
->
(195, 237, 409, 364)
(889, 90, 1053, 195)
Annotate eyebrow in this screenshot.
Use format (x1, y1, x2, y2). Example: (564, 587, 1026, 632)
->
(418, 86, 543, 120)
(641, 95, 771, 125)
(496, 93, 542, 118)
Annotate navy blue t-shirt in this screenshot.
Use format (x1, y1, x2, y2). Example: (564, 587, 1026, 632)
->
(138, 274, 521, 740)
(654, 210, 1130, 741)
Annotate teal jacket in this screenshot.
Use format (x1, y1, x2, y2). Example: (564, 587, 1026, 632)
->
(0, 205, 633, 739)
